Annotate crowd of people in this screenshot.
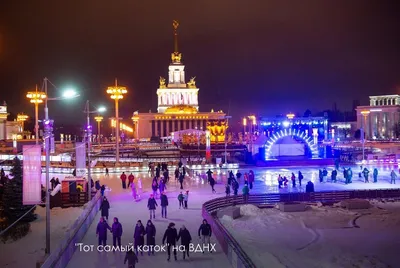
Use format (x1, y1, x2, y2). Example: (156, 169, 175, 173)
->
(95, 214, 213, 264)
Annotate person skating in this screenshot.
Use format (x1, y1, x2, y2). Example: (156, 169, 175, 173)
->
(147, 194, 158, 219)
(159, 179, 167, 193)
(363, 168, 370, 183)
(128, 173, 135, 188)
(105, 167, 109, 177)
(291, 173, 296, 187)
(390, 170, 397, 184)
(248, 170, 255, 189)
(206, 169, 213, 181)
(100, 196, 110, 221)
(145, 220, 156, 256)
(163, 169, 169, 183)
(96, 217, 111, 246)
(227, 171, 234, 186)
(225, 184, 231, 197)
(348, 168, 353, 183)
(160, 192, 168, 218)
(178, 173, 184, 190)
(278, 175, 283, 189)
(373, 168, 378, 183)
(298, 171, 303, 186)
(120, 172, 127, 189)
(242, 184, 249, 203)
(131, 182, 138, 201)
(174, 168, 179, 182)
(232, 179, 239, 196)
(177, 225, 192, 260)
(100, 184, 106, 196)
(209, 176, 216, 193)
(183, 190, 189, 209)
(236, 170, 242, 182)
(319, 169, 323, 183)
(134, 220, 145, 256)
(151, 181, 158, 199)
(124, 248, 138, 268)
(322, 168, 328, 182)
(331, 169, 337, 183)
(343, 168, 348, 184)
(178, 192, 184, 209)
(198, 219, 212, 253)
(137, 177, 142, 197)
(162, 222, 178, 261)
(305, 181, 315, 193)
(244, 173, 249, 185)
(111, 217, 123, 250)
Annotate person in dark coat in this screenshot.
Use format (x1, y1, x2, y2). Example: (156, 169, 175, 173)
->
(198, 219, 212, 253)
(162, 222, 178, 261)
(96, 217, 111, 246)
(174, 168, 179, 181)
(100, 196, 110, 220)
(208, 176, 216, 193)
(178, 173, 184, 190)
(145, 220, 156, 256)
(160, 192, 168, 218)
(298, 171, 304, 186)
(151, 181, 158, 198)
(100, 185, 106, 196)
(95, 180, 101, 190)
(305, 181, 315, 193)
(159, 179, 166, 193)
(134, 220, 145, 256)
(147, 194, 158, 219)
(50, 177, 56, 190)
(232, 179, 239, 196)
(206, 169, 213, 180)
(177, 225, 192, 260)
(124, 248, 138, 268)
(248, 170, 255, 189)
(112, 217, 123, 249)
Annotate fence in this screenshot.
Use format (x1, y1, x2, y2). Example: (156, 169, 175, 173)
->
(202, 188, 400, 268)
(50, 192, 97, 209)
(40, 191, 102, 268)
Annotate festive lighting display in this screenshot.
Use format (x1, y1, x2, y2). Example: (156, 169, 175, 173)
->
(264, 129, 318, 159)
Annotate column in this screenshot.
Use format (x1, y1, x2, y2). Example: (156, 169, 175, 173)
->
(154, 120, 158, 137)
(158, 95, 161, 105)
(166, 120, 170, 137)
(177, 120, 181, 131)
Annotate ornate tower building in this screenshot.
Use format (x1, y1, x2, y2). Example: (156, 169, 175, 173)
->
(157, 20, 199, 113)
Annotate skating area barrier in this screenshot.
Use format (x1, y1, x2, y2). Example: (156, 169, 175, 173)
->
(40, 191, 102, 268)
(202, 188, 400, 268)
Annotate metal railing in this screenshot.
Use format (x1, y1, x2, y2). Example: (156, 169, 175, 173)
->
(202, 189, 400, 268)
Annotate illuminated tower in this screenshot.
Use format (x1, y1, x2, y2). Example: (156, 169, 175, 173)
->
(157, 20, 199, 113)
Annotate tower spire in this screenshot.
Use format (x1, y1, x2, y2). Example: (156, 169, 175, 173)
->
(173, 20, 179, 53)
(171, 20, 182, 64)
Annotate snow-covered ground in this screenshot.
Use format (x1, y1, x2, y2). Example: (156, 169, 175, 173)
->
(0, 205, 84, 268)
(1, 164, 399, 268)
(220, 201, 400, 268)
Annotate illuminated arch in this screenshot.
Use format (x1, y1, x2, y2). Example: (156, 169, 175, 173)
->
(264, 129, 318, 159)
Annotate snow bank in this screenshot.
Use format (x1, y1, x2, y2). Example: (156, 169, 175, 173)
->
(0, 206, 84, 268)
(220, 202, 400, 268)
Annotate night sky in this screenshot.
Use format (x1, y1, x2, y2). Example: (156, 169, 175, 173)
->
(0, 1, 399, 127)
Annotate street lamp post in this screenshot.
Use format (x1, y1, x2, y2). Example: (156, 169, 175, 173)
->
(106, 79, 127, 165)
(224, 116, 232, 165)
(94, 116, 103, 145)
(84, 102, 106, 201)
(40, 77, 79, 255)
(360, 110, 370, 162)
(26, 87, 46, 144)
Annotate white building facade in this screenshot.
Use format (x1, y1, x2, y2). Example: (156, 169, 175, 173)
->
(356, 95, 400, 140)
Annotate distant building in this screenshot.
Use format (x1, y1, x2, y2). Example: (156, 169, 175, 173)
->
(132, 21, 226, 140)
(0, 104, 28, 140)
(356, 95, 400, 140)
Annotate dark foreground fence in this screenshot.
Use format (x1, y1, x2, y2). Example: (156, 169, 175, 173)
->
(40, 191, 102, 268)
(202, 188, 400, 268)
